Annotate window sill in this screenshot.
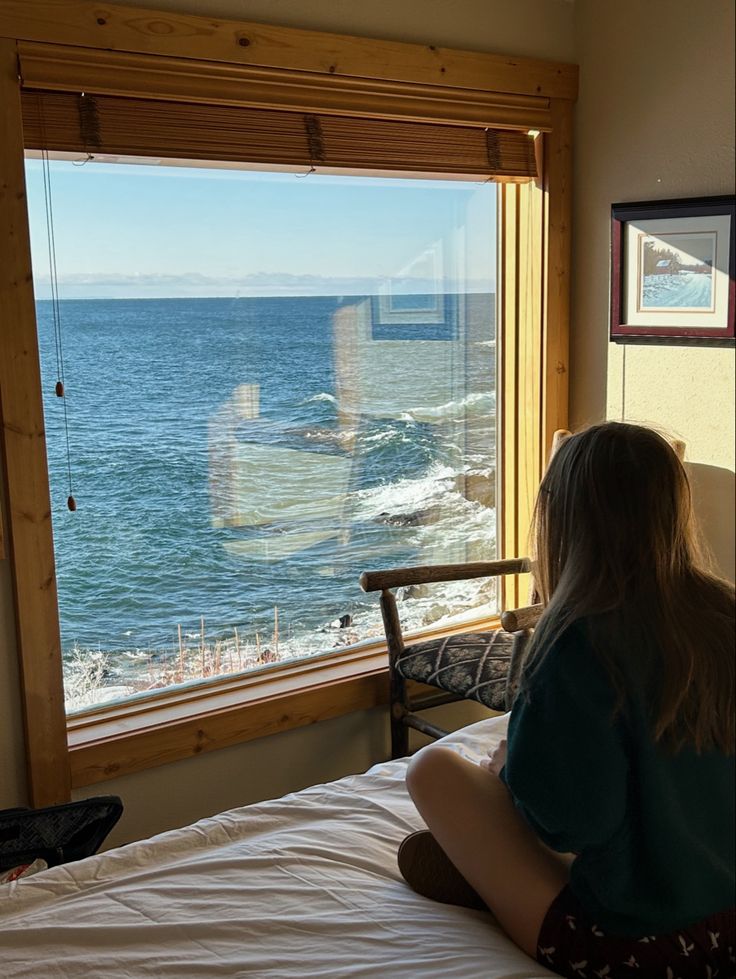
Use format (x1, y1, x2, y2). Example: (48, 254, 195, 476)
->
(67, 614, 502, 788)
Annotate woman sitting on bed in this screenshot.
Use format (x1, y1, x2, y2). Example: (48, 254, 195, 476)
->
(399, 422, 735, 979)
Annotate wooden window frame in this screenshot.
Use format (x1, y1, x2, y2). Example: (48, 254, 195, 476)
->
(0, 0, 575, 806)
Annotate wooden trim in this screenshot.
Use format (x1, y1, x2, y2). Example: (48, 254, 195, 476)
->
(499, 183, 519, 610)
(498, 114, 571, 612)
(498, 159, 549, 610)
(0, 37, 71, 806)
(517, 171, 545, 553)
(541, 99, 572, 456)
(18, 42, 554, 131)
(1, 0, 578, 101)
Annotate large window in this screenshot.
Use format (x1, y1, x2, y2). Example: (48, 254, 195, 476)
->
(26, 157, 499, 713)
(0, 8, 574, 804)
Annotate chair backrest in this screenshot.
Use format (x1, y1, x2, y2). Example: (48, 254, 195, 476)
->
(550, 427, 570, 458)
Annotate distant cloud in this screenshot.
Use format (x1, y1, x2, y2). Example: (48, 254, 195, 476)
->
(33, 271, 495, 300)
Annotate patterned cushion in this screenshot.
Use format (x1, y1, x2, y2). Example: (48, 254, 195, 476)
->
(395, 630, 516, 711)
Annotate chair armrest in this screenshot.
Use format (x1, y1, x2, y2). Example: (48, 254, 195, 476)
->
(500, 603, 544, 632)
(359, 557, 531, 593)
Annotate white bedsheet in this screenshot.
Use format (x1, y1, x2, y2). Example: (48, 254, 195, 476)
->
(0, 714, 556, 978)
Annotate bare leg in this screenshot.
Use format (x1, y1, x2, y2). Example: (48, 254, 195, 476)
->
(406, 745, 571, 958)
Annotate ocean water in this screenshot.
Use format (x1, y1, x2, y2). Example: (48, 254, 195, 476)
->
(37, 296, 497, 697)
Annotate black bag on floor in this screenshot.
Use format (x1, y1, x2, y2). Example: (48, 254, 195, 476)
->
(0, 796, 123, 871)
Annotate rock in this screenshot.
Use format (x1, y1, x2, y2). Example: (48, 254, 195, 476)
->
(422, 603, 453, 626)
(374, 507, 441, 528)
(398, 583, 430, 601)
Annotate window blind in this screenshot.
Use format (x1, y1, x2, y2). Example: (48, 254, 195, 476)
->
(21, 90, 538, 179)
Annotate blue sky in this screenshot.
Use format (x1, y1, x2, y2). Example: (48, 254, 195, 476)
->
(25, 159, 497, 299)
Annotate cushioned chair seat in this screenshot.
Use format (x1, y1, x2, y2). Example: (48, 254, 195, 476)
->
(395, 630, 516, 712)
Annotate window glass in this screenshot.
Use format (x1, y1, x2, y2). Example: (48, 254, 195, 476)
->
(25, 157, 498, 712)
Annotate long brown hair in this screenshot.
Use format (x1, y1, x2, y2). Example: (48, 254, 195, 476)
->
(526, 422, 735, 754)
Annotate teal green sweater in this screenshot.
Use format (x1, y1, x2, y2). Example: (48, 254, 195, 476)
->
(500, 622, 735, 936)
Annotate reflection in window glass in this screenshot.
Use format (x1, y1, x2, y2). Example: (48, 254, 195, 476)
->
(25, 158, 498, 712)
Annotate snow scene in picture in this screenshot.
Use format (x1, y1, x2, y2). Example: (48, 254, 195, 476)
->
(639, 231, 715, 311)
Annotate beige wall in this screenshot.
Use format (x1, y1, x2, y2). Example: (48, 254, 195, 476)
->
(572, 0, 736, 581)
(0, 0, 571, 837)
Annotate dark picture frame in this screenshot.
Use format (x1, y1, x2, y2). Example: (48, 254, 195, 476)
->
(610, 195, 735, 344)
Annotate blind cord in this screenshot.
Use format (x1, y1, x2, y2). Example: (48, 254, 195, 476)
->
(38, 94, 76, 512)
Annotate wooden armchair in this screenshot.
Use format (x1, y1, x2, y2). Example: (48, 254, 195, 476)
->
(359, 559, 543, 759)
(360, 429, 573, 759)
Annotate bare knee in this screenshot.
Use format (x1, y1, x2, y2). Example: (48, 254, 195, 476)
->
(406, 745, 460, 807)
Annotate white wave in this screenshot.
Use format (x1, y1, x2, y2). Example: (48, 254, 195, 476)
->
(395, 497, 496, 557)
(302, 427, 355, 444)
(464, 451, 496, 468)
(423, 497, 494, 542)
(463, 464, 495, 478)
(304, 392, 337, 405)
(358, 427, 413, 448)
(402, 390, 495, 423)
(352, 462, 458, 520)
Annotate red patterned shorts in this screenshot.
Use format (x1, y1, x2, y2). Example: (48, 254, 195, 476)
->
(536, 886, 735, 979)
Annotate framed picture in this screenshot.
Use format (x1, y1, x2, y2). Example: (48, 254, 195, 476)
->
(610, 195, 735, 344)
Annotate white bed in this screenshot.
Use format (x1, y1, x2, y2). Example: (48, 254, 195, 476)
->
(0, 713, 555, 978)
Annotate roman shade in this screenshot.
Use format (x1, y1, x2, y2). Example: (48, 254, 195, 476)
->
(21, 90, 538, 179)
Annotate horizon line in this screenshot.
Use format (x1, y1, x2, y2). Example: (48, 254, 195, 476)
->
(36, 291, 496, 302)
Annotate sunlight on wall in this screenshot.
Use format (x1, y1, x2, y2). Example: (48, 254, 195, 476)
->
(572, 0, 735, 581)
